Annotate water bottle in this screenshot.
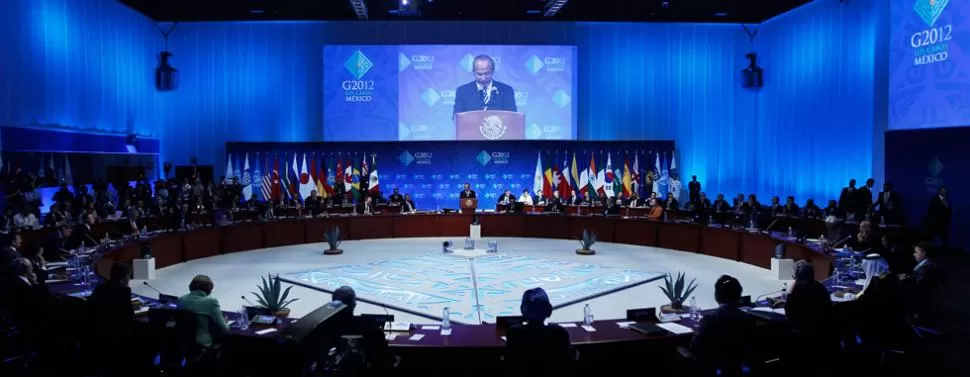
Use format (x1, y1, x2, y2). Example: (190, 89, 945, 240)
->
(239, 307, 250, 331)
(441, 307, 451, 332)
(781, 283, 788, 301)
(788, 226, 793, 238)
(708, 214, 714, 225)
(749, 217, 755, 230)
(689, 296, 698, 322)
(583, 304, 593, 326)
(662, 211, 668, 222)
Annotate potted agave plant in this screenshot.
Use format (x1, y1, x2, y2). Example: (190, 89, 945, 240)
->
(251, 274, 299, 318)
(659, 272, 698, 314)
(324, 226, 343, 255)
(576, 229, 597, 255)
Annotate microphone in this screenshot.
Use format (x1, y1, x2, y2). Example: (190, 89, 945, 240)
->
(763, 218, 780, 233)
(754, 289, 785, 304)
(241, 295, 258, 307)
(143, 281, 164, 297)
(831, 235, 853, 248)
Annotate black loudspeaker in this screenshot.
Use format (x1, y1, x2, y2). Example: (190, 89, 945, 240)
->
(140, 241, 152, 258)
(741, 52, 763, 89)
(741, 68, 763, 88)
(155, 52, 179, 92)
(175, 165, 213, 184)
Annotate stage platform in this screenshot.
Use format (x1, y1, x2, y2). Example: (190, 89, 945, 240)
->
(132, 237, 787, 324)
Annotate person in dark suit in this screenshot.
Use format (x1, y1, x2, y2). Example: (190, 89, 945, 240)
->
(874, 182, 901, 224)
(328, 286, 394, 374)
(802, 199, 822, 218)
(823, 199, 841, 219)
(44, 225, 73, 261)
(498, 190, 516, 206)
(172, 203, 193, 231)
(89, 263, 134, 336)
(459, 183, 476, 199)
(925, 186, 952, 249)
(732, 194, 746, 213)
(744, 194, 762, 227)
(402, 194, 417, 213)
(880, 234, 913, 274)
(74, 213, 99, 247)
(623, 192, 641, 207)
(689, 275, 756, 376)
(505, 287, 572, 377)
(1, 232, 23, 278)
(178, 275, 230, 349)
(696, 192, 712, 211)
(304, 190, 322, 216)
(769, 196, 783, 217)
(664, 192, 680, 212)
(688, 176, 702, 203)
(545, 191, 564, 213)
(860, 177, 875, 210)
(785, 261, 833, 335)
(784, 261, 836, 375)
(838, 179, 861, 220)
(899, 243, 942, 321)
(388, 188, 404, 205)
(452, 55, 517, 114)
(712, 194, 731, 213)
(571, 191, 586, 206)
(604, 197, 622, 216)
(22, 243, 49, 286)
(783, 196, 800, 217)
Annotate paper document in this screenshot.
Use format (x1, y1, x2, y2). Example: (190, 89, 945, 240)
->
(558, 323, 577, 328)
(409, 334, 425, 341)
(440, 328, 452, 336)
(581, 325, 596, 332)
(422, 325, 440, 331)
(615, 321, 635, 328)
(657, 322, 694, 334)
(255, 328, 278, 335)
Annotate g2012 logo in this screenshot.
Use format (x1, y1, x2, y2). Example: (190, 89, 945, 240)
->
(910, 0, 952, 66)
(342, 50, 376, 102)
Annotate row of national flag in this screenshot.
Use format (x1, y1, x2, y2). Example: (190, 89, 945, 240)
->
(226, 152, 380, 202)
(531, 150, 677, 201)
(0, 153, 75, 184)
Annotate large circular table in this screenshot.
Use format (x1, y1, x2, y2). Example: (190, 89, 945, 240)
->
(38, 211, 877, 375)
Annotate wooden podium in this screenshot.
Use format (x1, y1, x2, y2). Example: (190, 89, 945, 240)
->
(455, 110, 525, 140)
(460, 198, 478, 214)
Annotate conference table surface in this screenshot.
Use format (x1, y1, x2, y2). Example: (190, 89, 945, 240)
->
(35, 210, 885, 349)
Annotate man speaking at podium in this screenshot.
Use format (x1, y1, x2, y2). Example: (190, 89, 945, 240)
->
(453, 55, 517, 114)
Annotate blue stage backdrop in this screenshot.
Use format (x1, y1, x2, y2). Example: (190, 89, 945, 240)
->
(226, 141, 674, 210)
(323, 45, 577, 141)
(886, 126, 970, 251)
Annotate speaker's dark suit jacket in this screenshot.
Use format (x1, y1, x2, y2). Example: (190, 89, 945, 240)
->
(689, 304, 756, 376)
(453, 81, 517, 114)
(460, 190, 477, 199)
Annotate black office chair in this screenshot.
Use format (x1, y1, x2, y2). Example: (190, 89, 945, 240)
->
(147, 307, 200, 372)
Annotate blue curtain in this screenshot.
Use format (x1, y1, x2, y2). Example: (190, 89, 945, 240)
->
(754, 0, 884, 203)
(0, 0, 161, 137)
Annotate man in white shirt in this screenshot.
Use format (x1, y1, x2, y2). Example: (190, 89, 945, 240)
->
(518, 190, 534, 206)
